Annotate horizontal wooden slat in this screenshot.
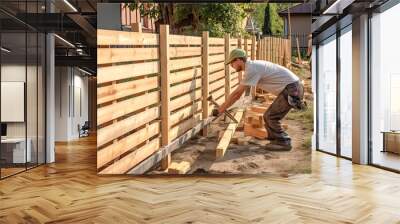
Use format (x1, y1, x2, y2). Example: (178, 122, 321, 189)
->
(169, 34, 202, 45)
(170, 46, 202, 58)
(209, 62, 225, 73)
(170, 57, 202, 71)
(170, 89, 202, 111)
(209, 54, 225, 64)
(170, 67, 201, 84)
(209, 46, 224, 55)
(231, 77, 239, 87)
(98, 29, 159, 45)
(99, 137, 160, 174)
(98, 61, 159, 84)
(97, 48, 159, 65)
(98, 91, 159, 125)
(209, 77, 225, 92)
(169, 113, 202, 140)
(209, 69, 225, 83)
(210, 86, 225, 100)
(209, 37, 224, 45)
(97, 121, 160, 168)
(170, 100, 202, 127)
(230, 72, 238, 80)
(170, 78, 202, 98)
(97, 106, 160, 147)
(98, 76, 158, 105)
(216, 95, 225, 104)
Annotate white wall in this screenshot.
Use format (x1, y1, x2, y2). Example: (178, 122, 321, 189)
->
(54, 66, 89, 141)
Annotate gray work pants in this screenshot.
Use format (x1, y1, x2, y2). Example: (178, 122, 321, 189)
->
(263, 81, 304, 141)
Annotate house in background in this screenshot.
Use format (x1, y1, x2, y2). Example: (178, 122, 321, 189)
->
(120, 3, 156, 33)
(97, 3, 156, 32)
(279, 3, 312, 56)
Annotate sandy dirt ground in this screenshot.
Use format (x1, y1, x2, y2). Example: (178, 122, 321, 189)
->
(165, 117, 311, 175)
(149, 65, 312, 176)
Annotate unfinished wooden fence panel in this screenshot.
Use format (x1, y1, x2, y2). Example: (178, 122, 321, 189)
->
(97, 28, 279, 174)
(97, 29, 161, 174)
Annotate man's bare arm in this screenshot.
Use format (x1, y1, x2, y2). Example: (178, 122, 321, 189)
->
(217, 85, 248, 114)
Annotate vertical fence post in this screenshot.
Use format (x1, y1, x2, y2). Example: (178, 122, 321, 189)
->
(251, 35, 256, 60)
(238, 36, 243, 82)
(263, 37, 266, 60)
(256, 36, 261, 60)
(224, 33, 231, 100)
(160, 25, 171, 170)
(202, 31, 209, 136)
(244, 37, 248, 57)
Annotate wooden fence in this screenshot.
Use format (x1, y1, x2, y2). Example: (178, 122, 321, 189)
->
(97, 25, 291, 174)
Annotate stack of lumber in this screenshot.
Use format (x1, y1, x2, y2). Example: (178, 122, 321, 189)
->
(244, 106, 268, 139)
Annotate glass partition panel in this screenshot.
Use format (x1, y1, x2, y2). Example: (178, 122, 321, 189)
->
(339, 26, 352, 158)
(317, 35, 337, 154)
(371, 4, 400, 171)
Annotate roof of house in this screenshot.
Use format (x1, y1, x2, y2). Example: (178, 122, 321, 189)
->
(278, 3, 312, 16)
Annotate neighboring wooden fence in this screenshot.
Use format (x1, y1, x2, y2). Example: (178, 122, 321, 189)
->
(257, 36, 291, 68)
(97, 25, 291, 174)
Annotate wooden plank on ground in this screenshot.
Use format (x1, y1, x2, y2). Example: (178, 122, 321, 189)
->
(127, 117, 214, 174)
(98, 61, 159, 84)
(168, 161, 191, 174)
(216, 109, 244, 159)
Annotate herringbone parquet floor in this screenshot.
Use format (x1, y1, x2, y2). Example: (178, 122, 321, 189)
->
(1, 135, 400, 224)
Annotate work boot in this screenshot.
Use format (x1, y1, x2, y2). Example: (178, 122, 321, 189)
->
(265, 139, 292, 151)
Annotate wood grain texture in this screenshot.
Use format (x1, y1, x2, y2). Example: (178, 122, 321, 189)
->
(98, 29, 159, 45)
(1, 136, 400, 223)
(97, 91, 159, 125)
(216, 109, 244, 159)
(97, 47, 159, 64)
(97, 61, 159, 84)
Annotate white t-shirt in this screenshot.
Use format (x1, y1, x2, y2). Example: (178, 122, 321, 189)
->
(241, 60, 299, 95)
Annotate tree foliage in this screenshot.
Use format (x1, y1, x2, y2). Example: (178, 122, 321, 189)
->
(126, 2, 250, 37)
(252, 3, 290, 36)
